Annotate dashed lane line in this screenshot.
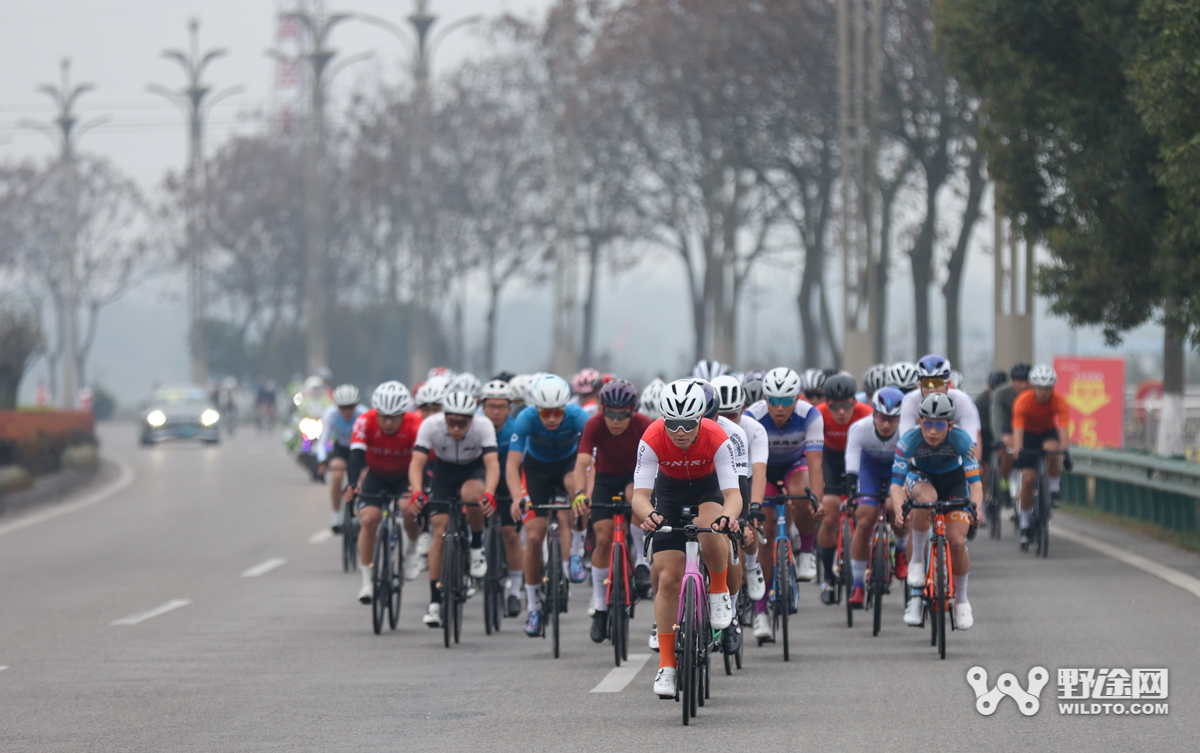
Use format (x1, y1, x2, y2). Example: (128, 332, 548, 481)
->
(111, 599, 192, 626)
(241, 557, 287, 578)
(1051, 523, 1200, 600)
(309, 529, 333, 544)
(591, 653, 652, 693)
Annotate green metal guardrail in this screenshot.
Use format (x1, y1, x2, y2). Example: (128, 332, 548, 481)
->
(1062, 447, 1200, 532)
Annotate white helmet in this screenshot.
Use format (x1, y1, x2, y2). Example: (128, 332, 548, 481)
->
(658, 379, 706, 421)
(449, 372, 482, 398)
(949, 370, 965, 390)
(918, 392, 957, 421)
(1029, 364, 1058, 388)
(710, 375, 744, 413)
(887, 362, 920, 392)
(692, 359, 727, 382)
(303, 375, 324, 392)
(332, 384, 359, 406)
(415, 376, 449, 406)
(862, 364, 888, 395)
(639, 378, 666, 419)
(508, 375, 532, 403)
(800, 368, 826, 394)
(371, 381, 412, 416)
(480, 379, 512, 401)
(762, 367, 802, 399)
(529, 374, 571, 410)
(441, 390, 478, 416)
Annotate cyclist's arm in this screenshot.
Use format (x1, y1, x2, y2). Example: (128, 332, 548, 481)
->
(505, 449, 525, 503)
(346, 448, 366, 489)
(573, 452, 593, 498)
(806, 449, 824, 501)
(1056, 398, 1072, 446)
(482, 450, 500, 496)
(408, 449, 429, 498)
(889, 445, 911, 517)
(750, 462, 766, 505)
(631, 438, 659, 523)
(712, 438, 743, 520)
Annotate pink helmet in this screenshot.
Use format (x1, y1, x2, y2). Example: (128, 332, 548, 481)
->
(571, 368, 601, 394)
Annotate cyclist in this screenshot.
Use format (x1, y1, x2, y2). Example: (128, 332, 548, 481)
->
(317, 384, 367, 532)
(638, 378, 666, 419)
(505, 374, 590, 637)
(572, 379, 653, 643)
(891, 392, 982, 630)
(448, 372, 483, 400)
(345, 382, 422, 604)
(481, 378, 526, 617)
(900, 355, 982, 457)
(887, 362, 920, 393)
(992, 362, 1032, 501)
(741, 370, 766, 407)
(745, 367, 825, 582)
(862, 364, 889, 400)
(631, 380, 742, 697)
(843, 386, 908, 608)
(816, 373, 873, 605)
(415, 377, 449, 420)
(408, 391, 500, 628)
(571, 368, 603, 416)
(975, 370, 1009, 509)
(1012, 365, 1071, 541)
(801, 368, 826, 406)
(692, 359, 727, 382)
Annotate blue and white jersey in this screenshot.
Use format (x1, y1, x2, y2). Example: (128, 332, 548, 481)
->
(508, 403, 590, 463)
(495, 415, 519, 483)
(316, 404, 367, 462)
(891, 426, 980, 487)
(844, 415, 899, 479)
(745, 399, 825, 468)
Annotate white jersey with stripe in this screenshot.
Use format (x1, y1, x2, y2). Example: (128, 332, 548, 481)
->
(717, 415, 750, 478)
(738, 413, 769, 467)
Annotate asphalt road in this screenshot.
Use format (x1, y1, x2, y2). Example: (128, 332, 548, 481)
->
(0, 426, 1195, 752)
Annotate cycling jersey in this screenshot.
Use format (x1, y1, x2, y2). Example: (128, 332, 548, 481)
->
(633, 418, 739, 490)
(818, 401, 873, 452)
(579, 412, 653, 475)
(844, 416, 901, 503)
(891, 426, 980, 488)
(493, 414, 519, 485)
(1012, 390, 1070, 434)
(716, 415, 750, 478)
(316, 404, 367, 462)
(898, 388, 981, 448)
(991, 383, 1019, 435)
(414, 412, 498, 465)
(508, 404, 590, 463)
(738, 414, 769, 467)
(744, 399, 825, 467)
(348, 410, 423, 483)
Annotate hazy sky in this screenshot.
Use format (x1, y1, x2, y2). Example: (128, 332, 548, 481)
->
(1, 0, 1168, 405)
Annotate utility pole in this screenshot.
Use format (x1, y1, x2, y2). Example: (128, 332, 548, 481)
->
(150, 19, 243, 387)
(22, 60, 106, 409)
(992, 184, 1033, 368)
(548, 0, 582, 376)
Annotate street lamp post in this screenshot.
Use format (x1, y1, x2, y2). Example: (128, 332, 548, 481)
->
(149, 18, 243, 387)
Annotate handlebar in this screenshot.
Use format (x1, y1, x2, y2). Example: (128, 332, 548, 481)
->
(642, 521, 744, 560)
(763, 487, 821, 513)
(901, 497, 975, 515)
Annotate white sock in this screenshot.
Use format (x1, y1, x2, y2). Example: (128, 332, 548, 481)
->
(1020, 509, 1032, 528)
(331, 511, 340, 526)
(1009, 470, 1021, 490)
(407, 536, 419, 553)
(1049, 476, 1061, 494)
(851, 559, 868, 588)
(525, 584, 541, 611)
(630, 527, 647, 565)
(570, 529, 586, 557)
(361, 565, 372, 587)
(730, 590, 739, 612)
(744, 551, 759, 571)
(562, 560, 571, 579)
(910, 529, 930, 568)
(508, 570, 523, 596)
(954, 574, 968, 604)
(592, 566, 609, 611)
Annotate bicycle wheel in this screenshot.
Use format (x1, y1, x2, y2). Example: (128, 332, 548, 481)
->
(441, 532, 456, 649)
(936, 538, 948, 659)
(1037, 471, 1051, 558)
(988, 456, 1003, 540)
(549, 534, 562, 658)
(488, 521, 505, 633)
(372, 520, 387, 635)
(342, 505, 356, 572)
(681, 580, 697, 725)
(610, 552, 626, 667)
(775, 540, 791, 662)
(388, 517, 403, 630)
(483, 525, 497, 636)
(454, 535, 466, 644)
(842, 517, 854, 627)
(872, 530, 887, 637)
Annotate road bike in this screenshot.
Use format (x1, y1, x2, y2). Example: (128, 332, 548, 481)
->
(984, 442, 1005, 540)
(1024, 448, 1069, 558)
(833, 495, 858, 627)
(533, 494, 575, 658)
(438, 494, 481, 648)
(856, 492, 893, 636)
(358, 491, 404, 635)
(340, 495, 359, 573)
(757, 489, 819, 661)
(903, 497, 973, 659)
(590, 493, 639, 667)
(481, 510, 506, 635)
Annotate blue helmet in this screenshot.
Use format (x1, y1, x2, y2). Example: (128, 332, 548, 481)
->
(871, 386, 905, 417)
(916, 354, 952, 380)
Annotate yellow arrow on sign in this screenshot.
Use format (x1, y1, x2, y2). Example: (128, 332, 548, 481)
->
(1065, 379, 1111, 416)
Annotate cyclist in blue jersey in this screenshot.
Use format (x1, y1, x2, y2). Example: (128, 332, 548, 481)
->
(505, 374, 590, 636)
(317, 385, 367, 532)
(481, 378, 525, 617)
(890, 392, 982, 630)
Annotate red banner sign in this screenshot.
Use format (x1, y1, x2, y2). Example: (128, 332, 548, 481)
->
(1054, 357, 1125, 449)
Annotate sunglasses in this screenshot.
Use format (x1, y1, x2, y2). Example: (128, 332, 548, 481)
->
(603, 409, 633, 422)
(663, 418, 700, 433)
(920, 378, 947, 390)
(538, 408, 565, 420)
(920, 419, 949, 432)
(875, 413, 900, 423)
(828, 399, 857, 411)
(767, 396, 795, 408)
(444, 415, 472, 429)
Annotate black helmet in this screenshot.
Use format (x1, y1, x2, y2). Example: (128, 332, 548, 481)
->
(987, 370, 1009, 390)
(823, 374, 858, 402)
(1010, 362, 1032, 381)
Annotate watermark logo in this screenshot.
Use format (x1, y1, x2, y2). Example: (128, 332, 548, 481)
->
(967, 666, 1049, 716)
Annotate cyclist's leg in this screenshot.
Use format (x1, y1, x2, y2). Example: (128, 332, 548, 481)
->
(906, 476, 937, 576)
(461, 478, 486, 536)
(1017, 433, 1042, 528)
(328, 457, 347, 515)
(851, 499, 876, 591)
(695, 500, 730, 577)
(759, 504, 777, 589)
(561, 468, 584, 575)
(523, 515, 548, 611)
(651, 548, 686, 670)
(357, 475, 384, 568)
(999, 432, 1015, 483)
(426, 510, 450, 596)
(1043, 434, 1063, 498)
(816, 452, 844, 589)
(496, 493, 524, 601)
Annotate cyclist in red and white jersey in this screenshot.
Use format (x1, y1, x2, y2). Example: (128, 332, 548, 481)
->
(631, 380, 742, 698)
(344, 382, 423, 604)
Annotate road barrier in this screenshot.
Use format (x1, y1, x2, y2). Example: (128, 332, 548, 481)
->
(1063, 448, 1200, 533)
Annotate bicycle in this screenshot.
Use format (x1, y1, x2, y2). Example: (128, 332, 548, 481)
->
(438, 494, 482, 648)
(856, 492, 892, 637)
(984, 442, 1005, 540)
(902, 497, 973, 660)
(358, 491, 404, 635)
(340, 498, 360, 573)
(644, 514, 741, 725)
(532, 494, 575, 658)
(590, 493, 639, 667)
(833, 495, 858, 627)
(1024, 448, 1069, 558)
(756, 489, 819, 661)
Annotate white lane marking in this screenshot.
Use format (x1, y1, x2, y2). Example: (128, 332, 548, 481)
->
(111, 598, 192, 626)
(0, 666, 7, 672)
(0, 458, 135, 538)
(241, 557, 287, 578)
(309, 529, 333, 544)
(590, 653, 652, 693)
(1051, 523, 1200, 600)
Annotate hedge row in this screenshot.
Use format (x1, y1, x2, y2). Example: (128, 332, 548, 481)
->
(0, 411, 96, 476)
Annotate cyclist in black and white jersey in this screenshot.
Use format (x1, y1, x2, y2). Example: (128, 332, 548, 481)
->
(408, 391, 501, 629)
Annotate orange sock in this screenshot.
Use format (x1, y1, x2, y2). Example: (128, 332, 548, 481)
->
(659, 632, 677, 668)
(709, 567, 728, 594)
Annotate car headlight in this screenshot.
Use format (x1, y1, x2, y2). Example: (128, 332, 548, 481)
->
(147, 410, 167, 427)
(201, 409, 220, 427)
(299, 417, 323, 441)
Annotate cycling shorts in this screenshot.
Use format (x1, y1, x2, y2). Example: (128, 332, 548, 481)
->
(822, 449, 846, 496)
(764, 460, 807, 506)
(524, 455, 576, 517)
(328, 441, 351, 463)
(357, 471, 409, 509)
(651, 472, 724, 554)
(426, 457, 487, 516)
(1017, 429, 1061, 469)
(853, 463, 891, 507)
(904, 467, 968, 506)
(590, 472, 634, 522)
